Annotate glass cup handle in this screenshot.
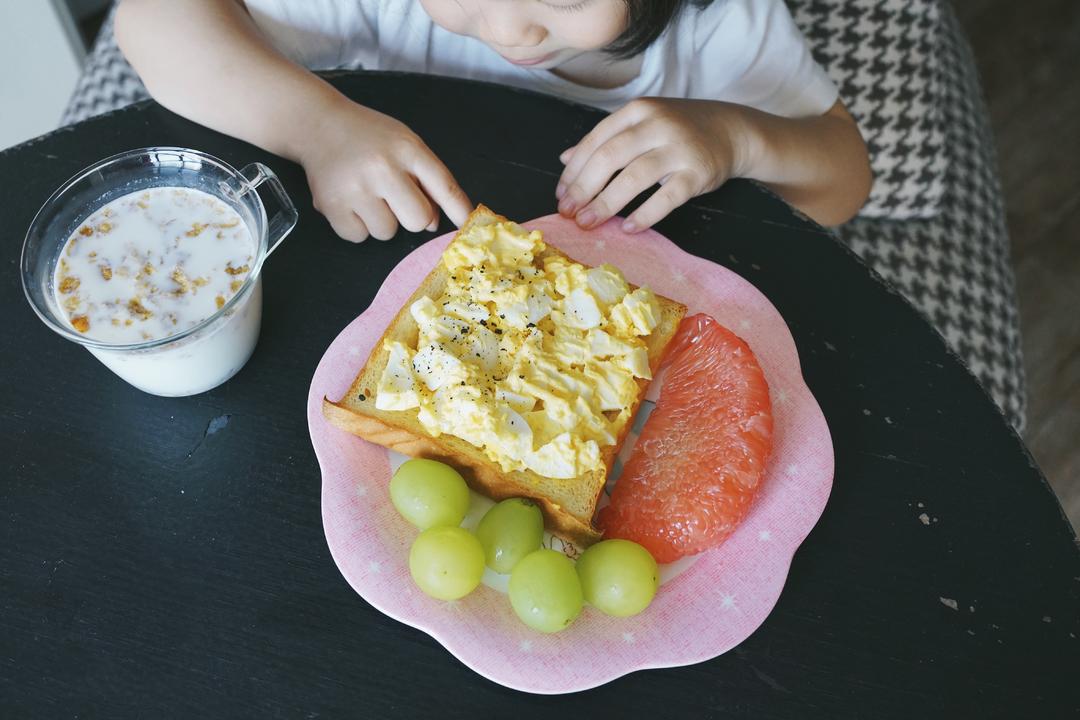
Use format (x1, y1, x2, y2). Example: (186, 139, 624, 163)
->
(220, 163, 299, 258)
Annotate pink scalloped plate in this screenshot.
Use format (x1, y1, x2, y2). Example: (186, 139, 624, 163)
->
(307, 214, 834, 694)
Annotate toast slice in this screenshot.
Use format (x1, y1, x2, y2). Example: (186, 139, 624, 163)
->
(323, 206, 686, 546)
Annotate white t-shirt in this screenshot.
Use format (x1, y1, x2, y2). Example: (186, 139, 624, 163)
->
(243, 0, 838, 118)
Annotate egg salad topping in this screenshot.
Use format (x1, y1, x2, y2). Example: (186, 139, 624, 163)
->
(375, 217, 662, 480)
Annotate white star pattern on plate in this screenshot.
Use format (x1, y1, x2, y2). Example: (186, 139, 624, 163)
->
(720, 594, 737, 610)
(671, 269, 687, 284)
(368, 561, 381, 574)
(740, 319, 752, 331)
(594, 238, 607, 250)
(356, 485, 368, 498)
(785, 463, 799, 477)
(622, 632, 635, 644)
(774, 388, 788, 405)
(347, 346, 362, 357)
(758, 530, 772, 542)
(520, 640, 533, 652)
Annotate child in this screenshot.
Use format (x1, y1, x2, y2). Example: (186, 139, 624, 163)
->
(115, 0, 871, 242)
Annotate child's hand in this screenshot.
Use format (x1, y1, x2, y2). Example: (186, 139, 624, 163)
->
(299, 100, 472, 242)
(555, 98, 751, 233)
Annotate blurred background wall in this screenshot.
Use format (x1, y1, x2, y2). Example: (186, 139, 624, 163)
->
(0, 0, 109, 150)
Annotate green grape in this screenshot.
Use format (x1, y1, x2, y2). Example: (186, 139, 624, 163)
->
(575, 539, 659, 617)
(390, 458, 470, 530)
(408, 526, 485, 600)
(475, 498, 545, 574)
(508, 549, 583, 633)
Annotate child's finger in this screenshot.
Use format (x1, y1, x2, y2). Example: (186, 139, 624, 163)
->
(573, 151, 669, 229)
(556, 156, 572, 195)
(557, 126, 652, 217)
(557, 108, 640, 198)
(623, 172, 698, 233)
(356, 198, 399, 241)
(383, 175, 438, 234)
(412, 153, 472, 227)
(326, 207, 370, 243)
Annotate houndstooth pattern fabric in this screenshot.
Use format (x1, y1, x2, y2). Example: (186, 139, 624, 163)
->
(787, 0, 948, 220)
(58, 8, 148, 127)
(829, 4, 1026, 429)
(60, 1, 1025, 428)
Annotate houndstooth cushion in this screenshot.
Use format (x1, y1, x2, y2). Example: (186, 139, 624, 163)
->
(787, 0, 948, 220)
(61, 1, 1025, 429)
(830, 3, 1025, 429)
(59, 7, 148, 127)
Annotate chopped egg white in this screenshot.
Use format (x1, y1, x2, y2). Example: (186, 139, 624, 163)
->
(374, 214, 663, 479)
(375, 340, 421, 411)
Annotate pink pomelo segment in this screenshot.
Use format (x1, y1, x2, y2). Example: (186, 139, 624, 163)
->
(599, 314, 774, 563)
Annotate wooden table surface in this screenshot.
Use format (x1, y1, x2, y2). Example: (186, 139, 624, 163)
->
(1, 72, 1077, 718)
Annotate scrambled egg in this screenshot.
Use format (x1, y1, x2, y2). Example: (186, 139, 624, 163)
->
(376, 217, 661, 479)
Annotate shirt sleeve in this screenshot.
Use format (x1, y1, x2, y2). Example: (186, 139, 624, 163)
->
(689, 0, 838, 118)
(241, 0, 378, 70)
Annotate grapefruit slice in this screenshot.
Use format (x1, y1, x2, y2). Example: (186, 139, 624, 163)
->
(598, 314, 773, 563)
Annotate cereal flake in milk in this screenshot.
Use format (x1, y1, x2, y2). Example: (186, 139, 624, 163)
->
(52, 187, 264, 396)
(54, 187, 254, 343)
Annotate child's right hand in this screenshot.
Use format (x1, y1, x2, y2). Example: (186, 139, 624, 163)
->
(297, 100, 472, 242)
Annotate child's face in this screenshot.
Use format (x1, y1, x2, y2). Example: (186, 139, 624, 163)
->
(420, 0, 629, 70)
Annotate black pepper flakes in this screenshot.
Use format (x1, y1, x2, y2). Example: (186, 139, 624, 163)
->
(358, 393, 366, 401)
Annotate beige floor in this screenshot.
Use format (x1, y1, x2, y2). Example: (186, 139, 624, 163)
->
(954, 0, 1080, 530)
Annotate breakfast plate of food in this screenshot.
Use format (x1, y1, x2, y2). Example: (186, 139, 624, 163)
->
(307, 206, 833, 693)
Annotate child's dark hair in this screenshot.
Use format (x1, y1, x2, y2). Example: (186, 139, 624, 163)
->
(607, 0, 715, 58)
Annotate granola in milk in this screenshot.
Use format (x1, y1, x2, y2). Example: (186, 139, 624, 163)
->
(54, 187, 255, 344)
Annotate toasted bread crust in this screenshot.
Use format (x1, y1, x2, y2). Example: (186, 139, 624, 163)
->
(323, 398, 605, 544)
(323, 206, 686, 546)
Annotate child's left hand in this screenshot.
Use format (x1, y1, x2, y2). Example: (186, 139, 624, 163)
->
(556, 98, 751, 233)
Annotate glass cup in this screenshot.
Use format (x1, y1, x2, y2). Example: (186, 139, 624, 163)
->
(21, 147, 298, 397)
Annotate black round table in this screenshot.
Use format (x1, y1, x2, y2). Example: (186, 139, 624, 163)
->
(2, 73, 1077, 718)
